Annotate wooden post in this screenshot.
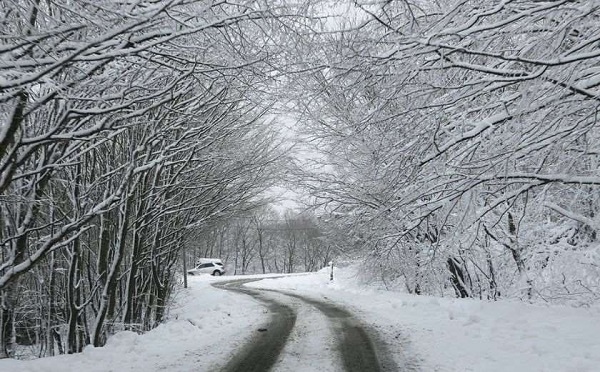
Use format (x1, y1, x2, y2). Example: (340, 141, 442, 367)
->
(329, 261, 334, 281)
(182, 239, 188, 289)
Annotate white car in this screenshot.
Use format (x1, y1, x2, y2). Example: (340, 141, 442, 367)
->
(187, 260, 225, 276)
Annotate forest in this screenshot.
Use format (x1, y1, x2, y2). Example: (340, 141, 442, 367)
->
(1, 0, 599, 360)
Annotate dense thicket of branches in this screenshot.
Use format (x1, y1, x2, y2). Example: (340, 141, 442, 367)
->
(184, 208, 332, 275)
(0, 0, 299, 358)
(293, 0, 600, 304)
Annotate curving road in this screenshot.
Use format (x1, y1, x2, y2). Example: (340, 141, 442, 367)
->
(212, 280, 297, 372)
(212, 278, 398, 372)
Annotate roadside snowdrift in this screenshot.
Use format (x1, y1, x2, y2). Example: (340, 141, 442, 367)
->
(248, 266, 600, 372)
(0, 276, 266, 372)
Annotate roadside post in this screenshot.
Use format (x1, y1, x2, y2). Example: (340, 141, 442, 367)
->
(329, 261, 334, 281)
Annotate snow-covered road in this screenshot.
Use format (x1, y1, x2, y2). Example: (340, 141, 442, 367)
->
(2, 266, 599, 371)
(214, 278, 397, 372)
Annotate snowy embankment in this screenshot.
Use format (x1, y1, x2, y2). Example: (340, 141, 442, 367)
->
(247, 267, 600, 372)
(0, 275, 275, 372)
(1, 268, 599, 371)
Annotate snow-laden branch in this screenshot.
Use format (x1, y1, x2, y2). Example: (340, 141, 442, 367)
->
(545, 202, 600, 232)
(479, 173, 600, 186)
(421, 112, 511, 166)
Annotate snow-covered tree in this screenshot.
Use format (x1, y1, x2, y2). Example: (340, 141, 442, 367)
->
(0, 0, 303, 358)
(293, 0, 600, 303)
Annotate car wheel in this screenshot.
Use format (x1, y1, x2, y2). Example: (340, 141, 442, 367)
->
(212, 270, 222, 276)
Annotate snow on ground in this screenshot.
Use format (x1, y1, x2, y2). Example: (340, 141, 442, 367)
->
(1, 267, 599, 371)
(265, 291, 342, 372)
(248, 266, 600, 372)
(0, 275, 270, 372)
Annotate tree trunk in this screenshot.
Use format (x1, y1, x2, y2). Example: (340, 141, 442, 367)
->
(0, 290, 13, 358)
(122, 229, 142, 329)
(92, 197, 130, 347)
(66, 238, 80, 354)
(447, 256, 470, 298)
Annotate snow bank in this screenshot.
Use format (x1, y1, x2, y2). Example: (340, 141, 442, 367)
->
(0, 276, 267, 372)
(248, 266, 600, 372)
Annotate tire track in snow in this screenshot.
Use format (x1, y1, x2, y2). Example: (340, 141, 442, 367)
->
(212, 279, 297, 372)
(213, 278, 398, 372)
(276, 291, 397, 372)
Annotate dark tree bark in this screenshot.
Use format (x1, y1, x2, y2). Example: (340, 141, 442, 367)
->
(448, 256, 470, 298)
